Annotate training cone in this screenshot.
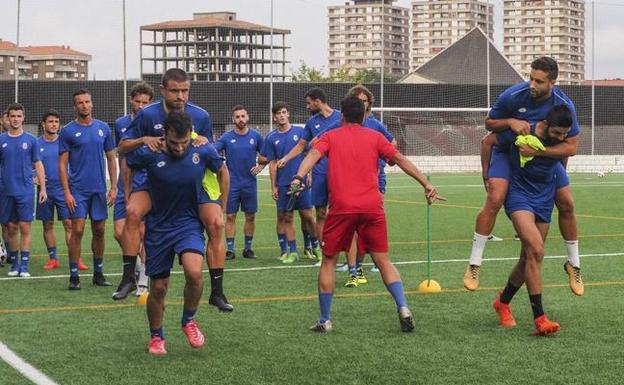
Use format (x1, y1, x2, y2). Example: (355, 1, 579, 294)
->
(137, 291, 149, 305)
(417, 279, 442, 293)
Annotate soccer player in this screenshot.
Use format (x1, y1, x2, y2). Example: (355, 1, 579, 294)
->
(276, 88, 340, 257)
(291, 96, 442, 333)
(264, 102, 317, 264)
(214, 105, 265, 260)
(343, 85, 397, 285)
(59, 89, 117, 290)
(0, 103, 47, 277)
(128, 111, 228, 356)
(117, 69, 232, 312)
(36, 109, 72, 270)
(489, 105, 573, 336)
(0, 110, 10, 267)
(464, 57, 584, 296)
(112, 82, 154, 296)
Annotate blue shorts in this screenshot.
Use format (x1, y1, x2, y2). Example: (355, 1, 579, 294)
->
(277, 185, 312, 212)
(113, 194, 126, 221)
(197, 187, 221, 206)
(70, 191, 108, 221)
(0, 194, 34, 223)
(311, 172, 328, 207)
(378, 169, 387, 194)
(226, 185, 258, 214)
(489, 151, 570, 190)
(36, 189, 69, 221)
(504, 189, 555, 223)
(143, 226, 205, 277)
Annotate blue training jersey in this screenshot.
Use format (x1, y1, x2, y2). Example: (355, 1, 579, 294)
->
(302, 110, 341, 175)
(115, 114, 147, 196)
(214, 128, 264, 188)
(363, 114, 394, 172)
(37, 136, 63, 192)
(127, 144, 224, 233)
(262, 125, 306, 187)
(0, 132, 40, 196)
(59, 119, 115, 193)
(497, 128, 559, 203)
(489, 82, 580, 154)
(122, 101, 213, 142)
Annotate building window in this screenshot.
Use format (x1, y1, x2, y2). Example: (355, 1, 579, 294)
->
(45, 72, 54, 78)
(33, 73, 39, 79)
(46, 60, 54, 66)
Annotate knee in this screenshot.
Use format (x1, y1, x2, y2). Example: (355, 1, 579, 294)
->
(125, 206, 144, 228)
(525, 244, 544, 262)
(316, 209, 327, 221)
(206, 216, 225, 236)
(225, 214, 236, 225)
(150, 283, 168, 299)
(484, 192, 505, 212)
(92, 225, 105, 239)
(282, 214, 294, 224)
(245, 213, 255, 223)
(71, 226, 85, 239)
(185, 271, 204, 287)
(556, 195, 575, 216)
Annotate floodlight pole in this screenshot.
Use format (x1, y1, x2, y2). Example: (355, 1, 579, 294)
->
(486, 0, 491, 108)
(269, 0, 274, 130)
(123, 0, 128, 116)
(379, 1, 385, 122)
(591, 0, 595, 156)
(14, 0, 21, 103)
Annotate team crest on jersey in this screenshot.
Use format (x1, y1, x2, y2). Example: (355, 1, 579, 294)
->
(275, 140, 280, 145)
(98, 129, 104, 137)
(192, 153, 200, 164)
(1, 143, 7, 148)
(157, 161, 166, 168)
(293, 135, 299, 141)
(230, 139, 236, 143)
(22, 142, 28, 150)
(75, 132, 82, 137)
(121, 127, 127, 133)
(40, 148, 44, 152)
(518, 107, 527, 113)
(315, 124, 320, 129)
(250, 138, 255, 144)
(154, 124, 163, 132)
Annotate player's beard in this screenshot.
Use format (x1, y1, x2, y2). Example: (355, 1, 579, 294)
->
(45, 129, 58, 136)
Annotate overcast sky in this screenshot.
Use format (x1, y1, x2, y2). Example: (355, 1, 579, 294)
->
(1, 0, 623, 80)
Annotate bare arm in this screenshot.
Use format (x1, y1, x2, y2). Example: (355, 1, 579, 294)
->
(119, 137, 163, 154)
(485, 117, 530, 135)
(276, 139, 309, 168)
(217, 164, 230, 212)
(120, 156, 133, 203)
(522, 135, 578, 160)
(390, 152, 444, 204)
(269, 160, 278, 200)
(105, 150, 118, 206)
(294, 148, 323, 179)
(58, 152, 76, 213)
(33, 160, 47, 204)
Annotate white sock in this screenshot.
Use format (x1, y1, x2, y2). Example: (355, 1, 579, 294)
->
(469, 232, 489, 266)
(565, 240, 580, 268)
(136, 259, 148, 287)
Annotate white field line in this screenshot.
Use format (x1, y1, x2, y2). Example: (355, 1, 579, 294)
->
(0, 341, 59, 385)
(0, 252, 621, 282)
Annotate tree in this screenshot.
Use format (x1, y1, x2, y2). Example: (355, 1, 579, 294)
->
(291, 61, 328, 82)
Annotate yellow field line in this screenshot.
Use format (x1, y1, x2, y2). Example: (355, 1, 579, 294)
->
(2, 280, 623, 316)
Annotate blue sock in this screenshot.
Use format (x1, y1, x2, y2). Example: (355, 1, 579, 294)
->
(278, 233, 287, 253)
(356, 260, 363, 269)
(303, 229, 312, 249)
(181, 308, 197, 327)
(310, 236, 319, 249)
(69, 262, 79, 278)
(348, 265, 357, 276)
(19, 251, 30, 272)
(9, 250, 19, 270)
(386, 281, 408, 310)
(93, 257, 103, 273)
(226, 238, 235, 252)
(288, 240, 297, 253)
(47, 247, 58, 260)
(244, 236, 253, 251)
(150, 327, 164, 339)
(319, 292, 333, 323)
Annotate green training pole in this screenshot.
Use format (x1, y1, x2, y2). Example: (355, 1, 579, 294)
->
(426, 175, 432, 284)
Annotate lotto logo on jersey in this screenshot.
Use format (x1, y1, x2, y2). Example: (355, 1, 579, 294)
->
(192, 153, 200, 164)
(275, 140, 280, 145)
(40, 148, 44, 152)
(518, 108, 527, 113)
(157, 161, 166, 168)
(98, 129, 104, 137)
(75, 132, 82, 137)
(1, 143, 7, 148)
(315, 124, 320, 129)
(22, 142, 28, 150)
(250, 138, 255, 144)
(230, 139, 236, 143)
(154, 124, 163, 132)
(121, 127, 127, 133)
